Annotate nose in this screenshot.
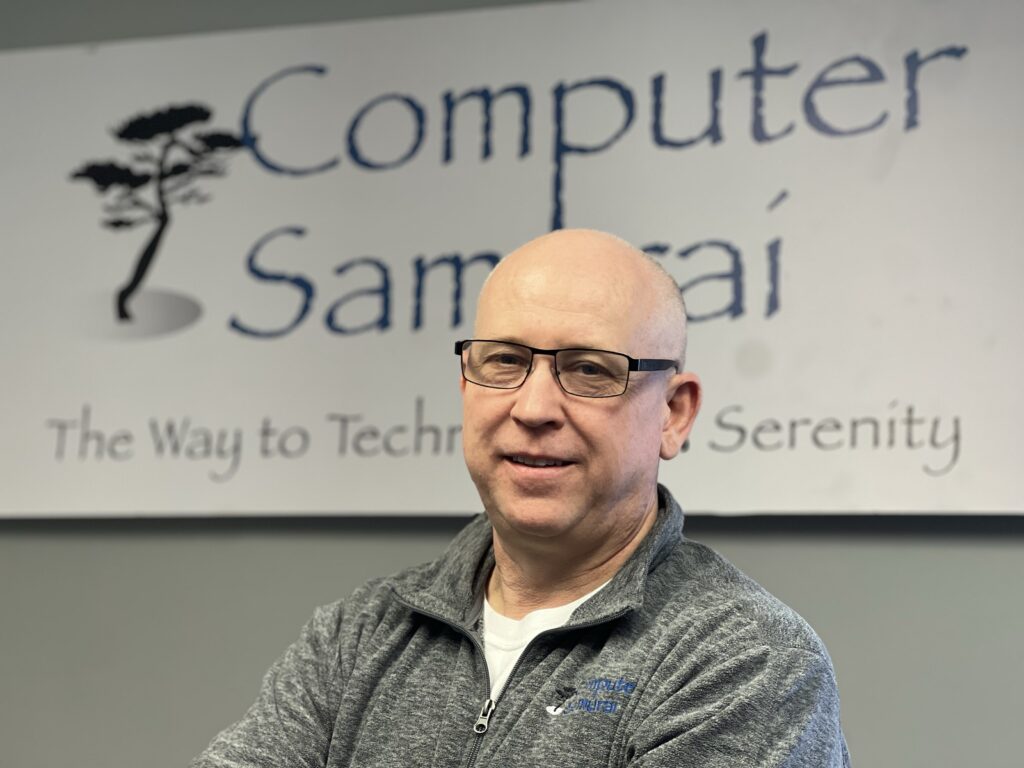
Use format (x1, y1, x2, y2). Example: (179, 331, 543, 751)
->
(509, 355, 566, 428)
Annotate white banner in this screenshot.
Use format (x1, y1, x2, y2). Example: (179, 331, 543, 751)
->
(1, 0, 1020, 515)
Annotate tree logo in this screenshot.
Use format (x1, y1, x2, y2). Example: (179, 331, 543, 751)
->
(70, 104, 243, 327)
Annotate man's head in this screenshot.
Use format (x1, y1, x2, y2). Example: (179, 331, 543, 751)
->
(459, 229, 701, 556)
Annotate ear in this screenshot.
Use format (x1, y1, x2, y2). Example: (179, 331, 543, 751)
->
(660, 372, 701, 460)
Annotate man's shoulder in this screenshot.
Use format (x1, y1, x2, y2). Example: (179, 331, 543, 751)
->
(647, 536, 829, 658)
(315, 559, 437, 625)
(312, 513, 490, 635)
(296, 566, 432, 658)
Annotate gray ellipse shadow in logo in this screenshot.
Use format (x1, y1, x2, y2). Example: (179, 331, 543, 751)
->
(85, 288, 202, 340)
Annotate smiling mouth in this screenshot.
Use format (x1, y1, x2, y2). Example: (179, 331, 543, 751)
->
(508, 455, 572, 468)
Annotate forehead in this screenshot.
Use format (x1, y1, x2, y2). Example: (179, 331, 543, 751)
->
(475, 244, 656, 352)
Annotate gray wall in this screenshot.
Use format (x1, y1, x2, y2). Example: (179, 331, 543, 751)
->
(2, 2, 1021, 768)
(3, 516, 1021, 768)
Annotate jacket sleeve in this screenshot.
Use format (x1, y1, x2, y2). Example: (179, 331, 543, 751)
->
(626, 644, 851, 767)
(189, 602, 348, 768)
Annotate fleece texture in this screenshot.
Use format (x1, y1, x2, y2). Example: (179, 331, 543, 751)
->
(192, 486, 851, 767)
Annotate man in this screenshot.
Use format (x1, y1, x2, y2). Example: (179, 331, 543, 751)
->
(192, 229, 851, 766)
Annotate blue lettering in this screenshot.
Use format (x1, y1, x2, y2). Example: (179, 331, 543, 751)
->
(677, 240, 744, 322)
(412, 251, 500, 329)
(904, 45, 969, 130)
(230, 226, 314, 338)
(642, 243, 670, 259)
(652, 70, 723, 148)
(325, 257, 392, 335)
(442, 85, 532, 163)
(765, 190, 787, 318)
(240, 64, 340, 176)
(737, 32, 798, 143)
(804, 55, 889, 136)
(551, 77, 635, 230)
(766, 236, 781, 317)
(347, 94, 426, 170)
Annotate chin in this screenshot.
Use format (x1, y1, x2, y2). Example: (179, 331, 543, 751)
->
(485, 496, 582, 541)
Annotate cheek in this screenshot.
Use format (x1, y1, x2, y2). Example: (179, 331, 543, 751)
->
(460, 405, 483, 461)
(461, 392, 504, 455)
(617, 399, 666, 457)
(460, 414, 489, 491)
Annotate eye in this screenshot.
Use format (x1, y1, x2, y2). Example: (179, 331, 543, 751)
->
(485, 351, 529, 367)
(560, 351, 621, 378)
(567, 359, 611, 377)
(473, 343, 531, 371)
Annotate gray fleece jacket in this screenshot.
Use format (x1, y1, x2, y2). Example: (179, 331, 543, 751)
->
(192, 487, 851, 767)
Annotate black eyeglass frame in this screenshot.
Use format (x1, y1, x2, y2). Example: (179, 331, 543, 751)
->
(454, 339, 679, 398)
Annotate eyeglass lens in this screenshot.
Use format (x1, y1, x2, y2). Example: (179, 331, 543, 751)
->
(462, 341, 630, 398)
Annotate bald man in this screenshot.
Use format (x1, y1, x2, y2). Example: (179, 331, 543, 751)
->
(193, 230, 851, 768)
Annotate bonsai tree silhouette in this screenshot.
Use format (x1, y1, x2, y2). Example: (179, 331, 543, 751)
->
(71, 104, 243, 321)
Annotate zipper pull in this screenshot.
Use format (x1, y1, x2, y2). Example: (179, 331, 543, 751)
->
(473, 698, 496, 734)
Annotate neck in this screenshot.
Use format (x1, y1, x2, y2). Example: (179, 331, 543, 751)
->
(486, 495, 659, 620)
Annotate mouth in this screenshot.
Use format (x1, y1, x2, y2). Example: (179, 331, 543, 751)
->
(506, 455, 574, 468)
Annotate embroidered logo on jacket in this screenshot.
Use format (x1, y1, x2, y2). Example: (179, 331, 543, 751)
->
(547, 676, 637, 716)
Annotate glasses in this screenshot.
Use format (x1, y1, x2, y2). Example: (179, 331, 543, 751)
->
(455, 339, 678, 398)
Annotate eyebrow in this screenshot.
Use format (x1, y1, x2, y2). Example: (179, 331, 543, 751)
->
(492, 336, 610, 350)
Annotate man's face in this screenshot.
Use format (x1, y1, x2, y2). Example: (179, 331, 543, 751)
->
(460, 234, 689, 550)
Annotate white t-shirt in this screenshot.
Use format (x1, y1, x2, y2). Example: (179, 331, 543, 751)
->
(482, 581, 608, 700)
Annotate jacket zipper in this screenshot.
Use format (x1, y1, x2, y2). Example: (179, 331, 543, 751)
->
(473, 698, 496, 734)
(388, 598, 495, 768)
(393, 592, 630, 768)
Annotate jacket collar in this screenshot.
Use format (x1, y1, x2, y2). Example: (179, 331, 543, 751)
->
(389, 485, 684, 631)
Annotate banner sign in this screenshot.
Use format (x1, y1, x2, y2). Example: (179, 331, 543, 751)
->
(1, 0, 1020, 515)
